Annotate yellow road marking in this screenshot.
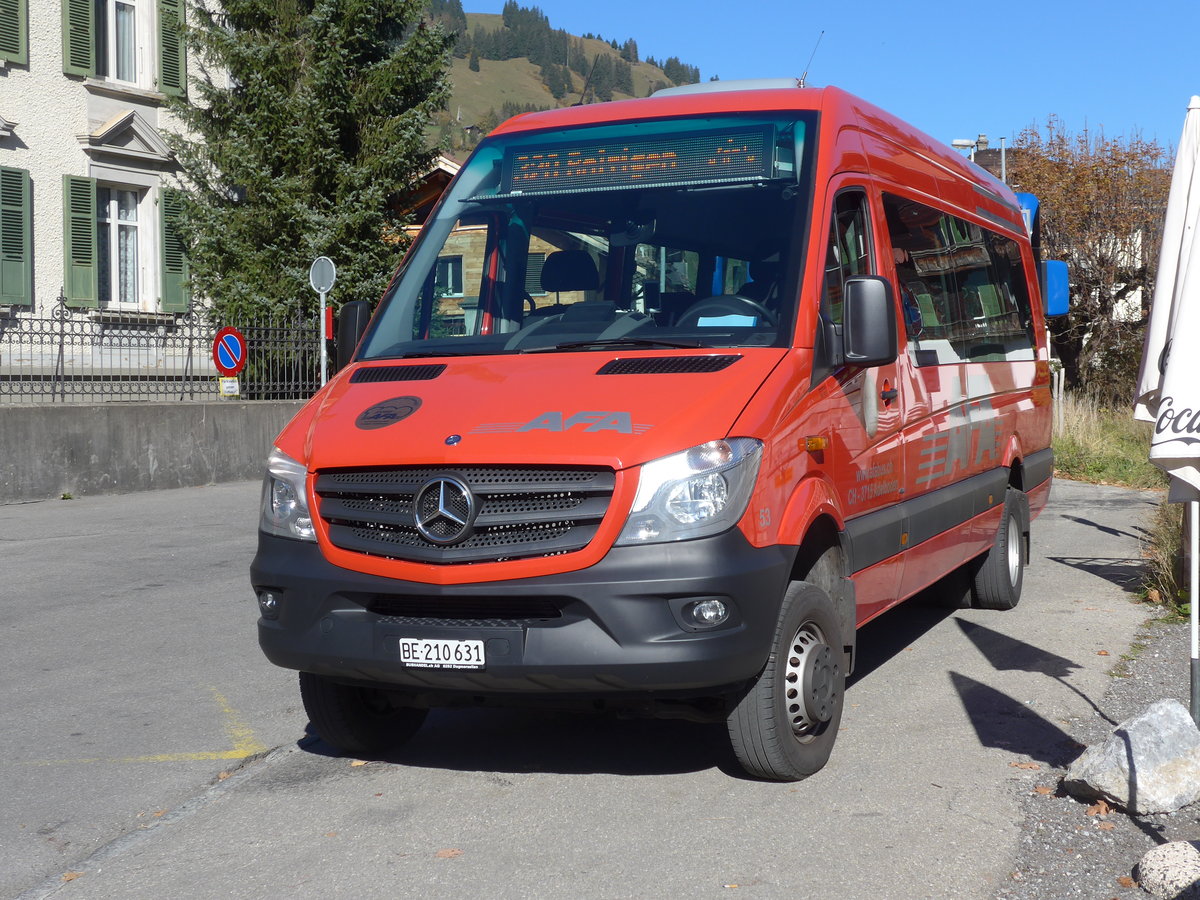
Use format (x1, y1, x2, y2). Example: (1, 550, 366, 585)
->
(16, 687, 269, 766)
(210, 687, 270, 758)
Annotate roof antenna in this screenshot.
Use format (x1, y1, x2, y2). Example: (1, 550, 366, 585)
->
(798, 31, 825, 89)
(573, 53, 600, 106)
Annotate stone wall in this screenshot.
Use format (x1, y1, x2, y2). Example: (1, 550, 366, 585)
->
(0, 401, 304, 503)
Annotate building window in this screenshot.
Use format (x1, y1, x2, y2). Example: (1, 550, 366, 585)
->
(63, 0, 186, 96)
(63, 176, 189, 312)
(97, 186, 143, 307)
(435, 255, 463, 297)
(95, 0, 141, 83)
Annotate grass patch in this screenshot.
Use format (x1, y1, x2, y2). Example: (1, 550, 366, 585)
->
(1142, 495, 1190, 618)
(1051, 393, 1191, 617)
(1052, 392, 1167, 489)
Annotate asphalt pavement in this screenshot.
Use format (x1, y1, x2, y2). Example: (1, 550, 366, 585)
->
(1, 478, 1161, 899)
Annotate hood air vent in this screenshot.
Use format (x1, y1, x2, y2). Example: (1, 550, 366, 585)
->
(596, 355, 741, 375)
(350, 364, 446, 383)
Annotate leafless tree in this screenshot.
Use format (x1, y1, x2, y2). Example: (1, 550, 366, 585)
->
(1007, 117, 1171, 403)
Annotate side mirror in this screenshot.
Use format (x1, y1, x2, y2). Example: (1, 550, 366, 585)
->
(1041, 260, 1069, 317)
(843, 276, 898, 367)
(335, 301, 373, 371)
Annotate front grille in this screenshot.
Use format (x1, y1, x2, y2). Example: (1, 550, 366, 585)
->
(596, 355, 741, 375)
(316, 465, 615, 564)
(350, 364, 446, 383)
(369, 595, 564, 627)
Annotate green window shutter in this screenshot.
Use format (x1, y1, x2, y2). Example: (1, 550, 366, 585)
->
(0, 0, 28, 66)
(63, 175, 98, 307)
(0, 166, 32, 306)
(61, 0, 93, 77)
(158, 0, 185, 97)
(159, 187, 189, 312)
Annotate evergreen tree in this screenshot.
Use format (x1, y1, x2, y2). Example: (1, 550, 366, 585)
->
(469, 48, 480, 71)
(590, 53, 614, 102)
(614, 58, 633, 95)
(541, 63, 565, 99)
(425, 0, 466, 53)
(568, 39, 589, 77)
(165, 0, 453, 320)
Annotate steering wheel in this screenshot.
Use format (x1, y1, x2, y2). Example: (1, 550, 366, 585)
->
(676, 294, 777, 328)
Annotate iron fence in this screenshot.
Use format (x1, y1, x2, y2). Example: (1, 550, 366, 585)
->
(0, 296, 321, 404)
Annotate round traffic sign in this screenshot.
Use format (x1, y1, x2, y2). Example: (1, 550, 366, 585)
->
(212, 326, 247, 377)
(309, 256, 337, 294)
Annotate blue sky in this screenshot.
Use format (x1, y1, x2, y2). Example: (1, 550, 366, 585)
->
(464, 0, 1200, 155)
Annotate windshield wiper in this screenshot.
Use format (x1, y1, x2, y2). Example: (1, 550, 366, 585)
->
(521, 337, 706, 354)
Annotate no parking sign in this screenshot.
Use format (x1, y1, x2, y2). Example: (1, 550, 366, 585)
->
(212, 327, 247, 377)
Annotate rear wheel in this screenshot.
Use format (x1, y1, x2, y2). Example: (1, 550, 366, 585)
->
(971, 487, 1028, 611)
(299, 672, 428, 756)
(726, 582, 845, 781)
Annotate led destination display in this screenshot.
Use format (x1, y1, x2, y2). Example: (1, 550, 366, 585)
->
(500, 126, 774, 196)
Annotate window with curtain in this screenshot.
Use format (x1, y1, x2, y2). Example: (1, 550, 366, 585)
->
(97, 186, 142, 306)
(94, 0, 140, 83)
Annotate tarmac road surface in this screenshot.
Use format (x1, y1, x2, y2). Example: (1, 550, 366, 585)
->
(1, 478, 1159, 899)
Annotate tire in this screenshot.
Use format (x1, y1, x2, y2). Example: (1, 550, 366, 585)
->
(912, 563, 974, 609)
(971, 487, 1028, 611)
(299, 672, 428, 756)
(726, 582, 845, 781)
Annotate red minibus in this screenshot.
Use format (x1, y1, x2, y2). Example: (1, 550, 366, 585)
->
(253, 80, 1068, 780)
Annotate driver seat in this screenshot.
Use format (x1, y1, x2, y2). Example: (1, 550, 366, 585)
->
(540, 250, 599, 300)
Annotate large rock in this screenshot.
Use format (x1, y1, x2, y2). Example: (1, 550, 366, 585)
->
(1064, 699, 1200, 815)
(1137, 841, 1200, 899)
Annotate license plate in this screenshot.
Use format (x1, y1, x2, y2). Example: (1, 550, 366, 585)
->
(398, 638, 485, 669)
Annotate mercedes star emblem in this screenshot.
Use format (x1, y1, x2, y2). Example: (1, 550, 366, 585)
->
(413, 476, 477, 545)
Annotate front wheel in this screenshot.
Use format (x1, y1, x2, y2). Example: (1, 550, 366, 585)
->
(726, 582, 845, 781)
(299, 672, 428, 756)
(971, 486, 1029, 611)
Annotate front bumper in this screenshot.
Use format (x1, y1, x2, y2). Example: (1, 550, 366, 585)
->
(252, 529, 795, 699)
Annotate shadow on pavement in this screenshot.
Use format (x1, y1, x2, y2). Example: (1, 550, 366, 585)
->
(848, 601, 957, 687)
(1046, 556, 1146, 593)
(297, 605, 963, 778)
(949, 671, 1085, 767)
(301, 709, 734, 777)
(956, 619, 1082, 678)
(956, 618, 1116, 727)
(1060, 514, 1148, 541)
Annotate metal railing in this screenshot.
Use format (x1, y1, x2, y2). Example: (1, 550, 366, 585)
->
(0, 296, 321, 404)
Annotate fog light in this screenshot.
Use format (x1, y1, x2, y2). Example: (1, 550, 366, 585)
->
(690, 599, 729, 627)
(258, 591, 281, 620)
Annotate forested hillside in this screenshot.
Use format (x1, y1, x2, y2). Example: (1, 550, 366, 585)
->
(425, 1, 706, 155)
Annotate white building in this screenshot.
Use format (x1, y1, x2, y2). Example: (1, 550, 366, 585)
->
(1, 0, 190, 320)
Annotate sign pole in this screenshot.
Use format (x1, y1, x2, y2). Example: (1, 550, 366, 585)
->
(319, 288, 328, 386)
(308, 257, 337, 387)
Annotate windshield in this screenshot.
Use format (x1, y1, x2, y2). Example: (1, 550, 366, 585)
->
(359, 113, 817, 360)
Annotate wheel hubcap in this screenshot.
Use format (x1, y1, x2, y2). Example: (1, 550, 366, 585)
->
(783, 623, 839, 738)
(1005, 513, 1021, 586)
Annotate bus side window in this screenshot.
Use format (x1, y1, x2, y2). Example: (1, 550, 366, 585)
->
(814, 190, 873, 373)
(821, 190, 873, 327)
(883, 192, 1036, 366)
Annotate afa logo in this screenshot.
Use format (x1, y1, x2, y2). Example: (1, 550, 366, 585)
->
(471, 411, 652, 435)
(355, 396, 422, 430)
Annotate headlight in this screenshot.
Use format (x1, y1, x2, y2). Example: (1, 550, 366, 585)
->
(616, 438, 762, 546)
(259, 448, 316, 541)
